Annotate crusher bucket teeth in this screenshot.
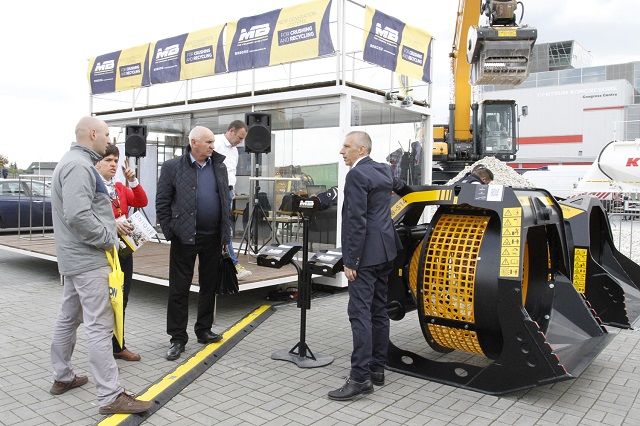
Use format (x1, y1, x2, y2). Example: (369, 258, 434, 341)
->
(466, 25, 537, 86)
(559, 196, 640, 328)
(386, 185, 613, 394)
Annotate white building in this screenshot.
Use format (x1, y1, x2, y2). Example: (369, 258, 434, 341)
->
(482, 41, 640, 169)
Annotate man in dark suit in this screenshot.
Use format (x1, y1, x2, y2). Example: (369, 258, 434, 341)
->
(328, 131, 401, 401)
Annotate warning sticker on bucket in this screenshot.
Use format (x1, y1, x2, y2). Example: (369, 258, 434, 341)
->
(500, 207, 522, 278)
(573, 248, 588, 293)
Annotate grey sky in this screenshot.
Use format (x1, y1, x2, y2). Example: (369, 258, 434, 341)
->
(0, 0, 637, 169)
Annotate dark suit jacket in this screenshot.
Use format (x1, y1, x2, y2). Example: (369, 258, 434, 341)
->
(341, 156, 401, 269)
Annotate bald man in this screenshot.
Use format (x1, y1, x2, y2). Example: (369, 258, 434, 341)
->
(329, 131, 401, 401)
(50, 117, 151, 414)
(156, 125, 231, 361)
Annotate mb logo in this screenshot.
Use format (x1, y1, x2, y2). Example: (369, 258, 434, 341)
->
(239, 23, 271, 42)
(156, 44, 180, 59)
(375, 23, 399, 43)
(95, 60, 115, 73)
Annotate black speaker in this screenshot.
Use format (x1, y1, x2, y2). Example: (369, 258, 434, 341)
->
(125, 125, 147, 157)
(245, 113, 271, 154)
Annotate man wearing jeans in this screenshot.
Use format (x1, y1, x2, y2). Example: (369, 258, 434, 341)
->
(50, 116, 151, 415)
(214, 120, 252, 280)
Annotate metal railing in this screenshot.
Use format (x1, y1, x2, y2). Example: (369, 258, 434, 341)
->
(17, 175, 53, 240)
(608, 213, 639, 266)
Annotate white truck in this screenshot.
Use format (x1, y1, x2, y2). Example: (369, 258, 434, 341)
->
(523, 165, 591, 199)
(573, 139, 640, 215)
(522, 139, 640, 215)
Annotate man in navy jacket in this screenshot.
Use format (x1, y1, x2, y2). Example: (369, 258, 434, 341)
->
(328, 131, 401, 401)
(156, 126, 231, 361)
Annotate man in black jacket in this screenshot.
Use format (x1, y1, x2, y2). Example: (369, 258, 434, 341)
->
(156, 126, 231, 361)
(455, 164, 494, 185)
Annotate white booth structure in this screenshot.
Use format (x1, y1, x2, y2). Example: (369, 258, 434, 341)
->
(91, 0, 434, 288)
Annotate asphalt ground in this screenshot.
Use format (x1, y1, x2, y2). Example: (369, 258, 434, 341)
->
(2, 249, 640, 425)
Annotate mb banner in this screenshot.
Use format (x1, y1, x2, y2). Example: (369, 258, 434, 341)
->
(362, 6, 432, 83)
(226, 0, 333, 72)
(88, 0, 334, 95)
(88, 44, 150, 95)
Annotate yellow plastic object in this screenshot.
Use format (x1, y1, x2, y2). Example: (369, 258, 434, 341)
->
(106, 246, 124, 348)
(422, 214, 489, 354)
(408, 240, 423, 297)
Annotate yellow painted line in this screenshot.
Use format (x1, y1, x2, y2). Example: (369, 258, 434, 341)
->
(99, 304, 272, 426)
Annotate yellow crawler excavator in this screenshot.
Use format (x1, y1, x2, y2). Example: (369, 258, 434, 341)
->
(432, 0, 537, 182)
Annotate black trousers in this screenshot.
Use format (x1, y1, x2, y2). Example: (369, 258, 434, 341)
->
(167, 233, 221, 344)
(112, 253, 133, 352)
(347, 261, 392, 382)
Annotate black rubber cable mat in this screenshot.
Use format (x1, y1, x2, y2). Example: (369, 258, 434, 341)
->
(98, 304, 275, 426)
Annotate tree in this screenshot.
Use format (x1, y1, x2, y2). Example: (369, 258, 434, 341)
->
(0, 153, 8, 167)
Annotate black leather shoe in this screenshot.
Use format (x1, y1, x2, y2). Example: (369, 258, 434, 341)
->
(371, 371, 385, 386)
(327, 377, 374, 401)
(166, 342, 185, 361)
(196, 330, 223, 344)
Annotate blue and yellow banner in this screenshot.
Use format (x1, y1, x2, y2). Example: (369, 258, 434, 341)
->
(88, 51, 120, 95)
(362, 6, 432, 83)
(88, 0, 335, 94)
(89, 44, 151, 95)
(180, 24, 227, 80)
(116, 44, 151, 92)
(149, 34, 189, 84)
(227, 0, 333, 72)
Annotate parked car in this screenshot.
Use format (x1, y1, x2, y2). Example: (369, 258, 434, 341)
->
(0, 179, 53, 231)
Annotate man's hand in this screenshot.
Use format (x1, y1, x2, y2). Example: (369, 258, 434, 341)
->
(122, 166, 136, 182)
(344, 266, 357, 282)
(116, 219, 134, 236)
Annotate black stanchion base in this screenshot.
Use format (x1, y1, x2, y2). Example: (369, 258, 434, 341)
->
(271, 344, 334, 368)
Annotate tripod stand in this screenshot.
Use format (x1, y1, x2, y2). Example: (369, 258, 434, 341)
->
(239, 155, 273, 255)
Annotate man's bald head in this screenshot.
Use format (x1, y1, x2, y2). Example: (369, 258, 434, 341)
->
(75, 116, 111, 156)
(188, 126, 213, 143)
(189, 126, 215, 163)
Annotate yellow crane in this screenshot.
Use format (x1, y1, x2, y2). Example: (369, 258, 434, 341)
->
(432, 0, 537, 182)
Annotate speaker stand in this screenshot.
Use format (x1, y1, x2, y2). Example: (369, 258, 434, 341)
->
(238, 154, 273, 255)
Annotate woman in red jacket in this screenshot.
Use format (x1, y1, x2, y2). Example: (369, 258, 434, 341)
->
(96, 144, 148, 361)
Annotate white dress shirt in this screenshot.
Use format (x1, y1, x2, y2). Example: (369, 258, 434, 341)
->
(213, 133, 238, 187)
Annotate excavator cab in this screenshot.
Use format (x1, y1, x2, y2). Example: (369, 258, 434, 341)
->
(467, 0, 537, 85)
(479, 99, 517, 161)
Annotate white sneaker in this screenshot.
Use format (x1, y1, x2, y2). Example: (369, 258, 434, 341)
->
(235, 264, 253, 280)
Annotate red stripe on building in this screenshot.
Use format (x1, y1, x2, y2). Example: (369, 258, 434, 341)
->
(517, 135, 583, 145)
(583, 105, 624, 111)
(508, 161, 592, 169)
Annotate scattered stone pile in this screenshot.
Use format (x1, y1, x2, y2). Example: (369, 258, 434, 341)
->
(445, 156, 534, 187)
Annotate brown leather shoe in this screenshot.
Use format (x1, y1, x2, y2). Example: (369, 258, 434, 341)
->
(50, 375, 88, 395)
(99, 391, 153, 415)
(114, 348, 141, 361)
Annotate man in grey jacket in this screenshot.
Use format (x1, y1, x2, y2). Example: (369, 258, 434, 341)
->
(50, 116, 151, 415)
(156, 125, 231, 361)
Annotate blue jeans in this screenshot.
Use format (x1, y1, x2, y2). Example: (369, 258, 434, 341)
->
(227, 190, 238, 265)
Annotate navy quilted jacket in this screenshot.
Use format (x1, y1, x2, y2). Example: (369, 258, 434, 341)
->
(156, 146, 231, 245)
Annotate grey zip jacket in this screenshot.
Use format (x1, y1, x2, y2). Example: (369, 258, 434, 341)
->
(51, 143, 118, 275)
